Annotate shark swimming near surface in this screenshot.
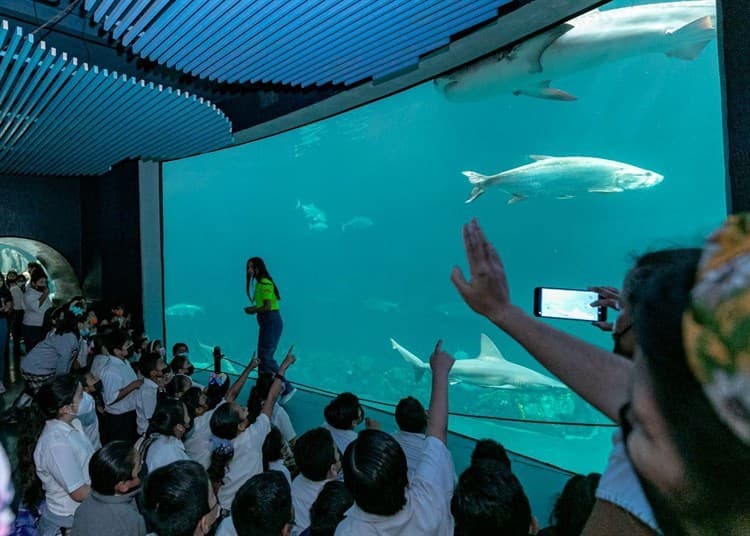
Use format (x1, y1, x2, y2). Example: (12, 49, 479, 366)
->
(390, 334, 566, 390)
(463, 155, 663, 204)
(434, 1, 716, 102)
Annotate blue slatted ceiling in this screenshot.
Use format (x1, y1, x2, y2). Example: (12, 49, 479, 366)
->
(0, 19, 232, 176)
(84, 0, 512, 86)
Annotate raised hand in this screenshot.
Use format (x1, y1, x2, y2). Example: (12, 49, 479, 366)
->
(451, 219, 512, 321)
(429, 340, 455, 376)
(249, 353, 259, 369)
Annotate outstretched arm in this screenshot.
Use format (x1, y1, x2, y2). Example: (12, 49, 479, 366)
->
(450, 219, 630, 422)
(225, 354, 259, 403)
(262, 346, 296, 418)
(426, 340, 455, 444)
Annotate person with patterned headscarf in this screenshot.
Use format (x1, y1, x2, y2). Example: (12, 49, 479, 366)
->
(452, 217, 750, 535)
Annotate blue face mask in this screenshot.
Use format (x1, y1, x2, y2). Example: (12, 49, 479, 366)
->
(80, 328, 90, 337)
(70, 305, 85, 316)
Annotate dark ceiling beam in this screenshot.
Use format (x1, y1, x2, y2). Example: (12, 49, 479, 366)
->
(232, 0, 607, 146)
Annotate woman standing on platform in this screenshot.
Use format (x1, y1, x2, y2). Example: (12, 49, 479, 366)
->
(244, 257, 295, 404)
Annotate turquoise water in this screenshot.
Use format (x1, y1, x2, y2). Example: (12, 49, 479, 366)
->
(162, 0, 726, 475)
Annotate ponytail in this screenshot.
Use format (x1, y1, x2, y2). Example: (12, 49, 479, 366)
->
(207, 438, 234, 494)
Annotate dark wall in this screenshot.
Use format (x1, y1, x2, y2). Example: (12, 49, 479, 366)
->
(0, 173, 82, 276)
(718, 0, 750, 213)
(81, 160, 143, 327)
(0, 161, 143, 326)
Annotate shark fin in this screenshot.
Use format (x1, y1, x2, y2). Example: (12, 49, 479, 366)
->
(529, 154, 554, 161)
(524, 23, 574, 73)
(666, 40, 712, 60)
(515, 81, 577, 101)
(449, 379, 462, 386)
(465, 186, 485, 204)
(507, 194, 527, 205)
(478, 334, 506, 361)
(491, 384, 517, 390)
(588, 187, 623, 194)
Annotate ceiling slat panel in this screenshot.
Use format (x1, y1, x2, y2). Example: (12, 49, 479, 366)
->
(83, 0, 512, 86)
(0, 19, 232, 176)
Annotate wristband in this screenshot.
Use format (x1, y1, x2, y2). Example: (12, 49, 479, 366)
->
(275, 373, 286, 382)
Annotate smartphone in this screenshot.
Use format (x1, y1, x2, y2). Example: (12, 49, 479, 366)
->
(533, 287, 607, 322)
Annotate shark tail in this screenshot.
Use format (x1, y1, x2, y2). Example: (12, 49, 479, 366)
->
(462, 171, 489, 204)
(390, 338, 429, 382)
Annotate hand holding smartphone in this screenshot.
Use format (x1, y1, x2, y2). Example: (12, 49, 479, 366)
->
(533, 287, 607, 322)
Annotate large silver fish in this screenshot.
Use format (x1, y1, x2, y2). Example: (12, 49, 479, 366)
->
(463, 155, 663, 204)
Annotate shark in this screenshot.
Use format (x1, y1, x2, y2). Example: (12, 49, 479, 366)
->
(390, 334, 566, 390)
(434, 1, 716, 102)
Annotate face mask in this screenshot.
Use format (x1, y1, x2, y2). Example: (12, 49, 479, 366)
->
(158, 347, 166, 358)
(80, 328, 90, 337)
(70, 305, 85, 316)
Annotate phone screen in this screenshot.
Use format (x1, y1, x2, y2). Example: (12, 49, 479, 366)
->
(534, 288, 603, 321)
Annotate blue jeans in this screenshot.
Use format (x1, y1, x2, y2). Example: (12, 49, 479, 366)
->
(0, 318, 7, 385)
(256, 310, 291, 393)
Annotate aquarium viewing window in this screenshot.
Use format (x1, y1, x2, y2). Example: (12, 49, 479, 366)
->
(162, 0, 726, 474)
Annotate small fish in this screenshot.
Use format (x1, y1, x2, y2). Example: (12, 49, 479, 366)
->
(296, 200, 327, 223)
(165, 303, 206, 317)
(341, 216, 374, 232)
(308, 221, 329, 232)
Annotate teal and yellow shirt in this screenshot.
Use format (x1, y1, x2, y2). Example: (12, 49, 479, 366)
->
(254, 278, 279, 311)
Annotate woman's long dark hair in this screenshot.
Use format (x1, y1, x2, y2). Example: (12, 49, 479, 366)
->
(17, 375, 79, 514)
(246, 257, 281, 301)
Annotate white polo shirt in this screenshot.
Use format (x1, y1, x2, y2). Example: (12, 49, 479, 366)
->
(291, 475, 329, 536)
(392, 431, 427, 481)
(216, 516, 237, 536)
(22, 286, 50, 327)
(101, 357, 138, 415)
(135, 378, 159, 435)
(269, 459, 292, 487)
(321, 422, 357, 455)
(217, 413, 271, 510)
(33, 419, 95, 517)
(144, 435, 189, 473)
(272, 404, 296, 443)
(185, 402, 225, 469)
(90, 354, 110, 379)
(335, 436, 455, 536)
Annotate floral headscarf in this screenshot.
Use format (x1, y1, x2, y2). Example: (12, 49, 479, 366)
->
(683, 213, 750, 444)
